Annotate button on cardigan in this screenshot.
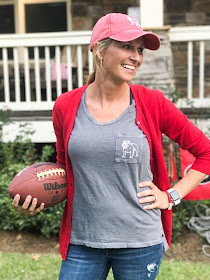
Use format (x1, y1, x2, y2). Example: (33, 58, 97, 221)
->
(52, 84, 210, 260)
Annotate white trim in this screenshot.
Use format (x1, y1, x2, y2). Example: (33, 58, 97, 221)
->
(2, 120, 56, 143)
(55, 46, 62, 96)
(0, 31, 92, 47)
(77, 46, 83, 87)
(2, 48, 10, 103)
(13, 48, 21, 103)
(24, 47, 31, 102)
(199, 41, 205, 100)
(187, 41, 193, 100)
(169, 26, 210, 42)
(34, 46, 41, 102)
(17, 0, 25, 33)
(140, 0, 163, 27)
(45, 46, 52, 102)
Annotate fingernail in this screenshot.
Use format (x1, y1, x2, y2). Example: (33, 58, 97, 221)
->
(138, 183, 143, 187)
(137, 193, 141, 197)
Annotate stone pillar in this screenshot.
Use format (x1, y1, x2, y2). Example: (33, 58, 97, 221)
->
(132, 27, 175, 97)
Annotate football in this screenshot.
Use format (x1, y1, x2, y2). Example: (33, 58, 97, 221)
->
(8, 162, 67, 208)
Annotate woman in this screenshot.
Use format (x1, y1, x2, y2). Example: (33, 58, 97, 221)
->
(13, 13, 210, 280)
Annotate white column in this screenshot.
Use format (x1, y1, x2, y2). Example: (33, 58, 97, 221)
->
(15, 0, 26, 63)
(140, 0, 164, 28)
(199, 41, 205, 100)
(187, 41, 193, 100)
(16, 0, 25, 33)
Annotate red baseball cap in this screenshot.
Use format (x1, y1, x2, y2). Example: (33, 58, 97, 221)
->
(90, 13, 160, 51)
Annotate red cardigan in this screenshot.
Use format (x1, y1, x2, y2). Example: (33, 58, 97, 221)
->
(52, 84, 210, 260)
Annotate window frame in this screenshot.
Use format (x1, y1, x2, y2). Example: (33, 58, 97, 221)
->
(0, 0, 72, 34)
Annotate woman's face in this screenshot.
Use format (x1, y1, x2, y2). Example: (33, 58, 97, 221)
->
(99, 37, 144, 84)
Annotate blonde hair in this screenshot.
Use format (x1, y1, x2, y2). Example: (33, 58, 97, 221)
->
(86, 38, 113, 84)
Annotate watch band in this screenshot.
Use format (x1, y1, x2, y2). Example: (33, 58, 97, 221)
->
(164, 190, 173, 210)
(167, 189, 181, 205)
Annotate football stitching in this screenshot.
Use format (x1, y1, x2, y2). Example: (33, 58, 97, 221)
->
(36, 168, 66, 180)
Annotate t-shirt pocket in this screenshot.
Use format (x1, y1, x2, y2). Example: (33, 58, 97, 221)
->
(115, 134, 144, 163)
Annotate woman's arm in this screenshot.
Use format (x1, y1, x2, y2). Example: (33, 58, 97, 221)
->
(137, 169, 207, 210)
(171, 169, 207, 199)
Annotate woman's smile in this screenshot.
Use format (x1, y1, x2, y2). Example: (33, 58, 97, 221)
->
(100, 37, 144, 84)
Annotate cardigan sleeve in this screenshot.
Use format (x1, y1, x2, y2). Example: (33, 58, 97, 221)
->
(52, 99, 66, 167)
(158, 92, 210, 175)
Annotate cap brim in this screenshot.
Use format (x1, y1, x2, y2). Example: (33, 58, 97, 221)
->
(109, 30, 160, 51)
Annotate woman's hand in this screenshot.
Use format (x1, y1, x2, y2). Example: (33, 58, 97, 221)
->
(137, 181, 170, 210)
(12, 194, 45, 216)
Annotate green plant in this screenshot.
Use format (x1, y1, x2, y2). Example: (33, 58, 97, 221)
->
(167, 87, 183, 104)
(0, 112, 66, 237)
(171, 200, 198, 242)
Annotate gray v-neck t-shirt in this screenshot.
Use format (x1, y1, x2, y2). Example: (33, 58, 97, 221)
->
(68, 90, 166, 249)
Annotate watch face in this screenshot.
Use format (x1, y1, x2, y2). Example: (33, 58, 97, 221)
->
(170, 190, 180, 201)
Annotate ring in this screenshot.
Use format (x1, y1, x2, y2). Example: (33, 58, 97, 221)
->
(154, 196, 158, 201)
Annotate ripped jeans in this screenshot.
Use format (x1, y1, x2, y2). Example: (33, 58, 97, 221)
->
(59, 243, 164, 280)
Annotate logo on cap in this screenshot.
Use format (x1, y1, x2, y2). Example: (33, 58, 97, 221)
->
(127, 16, 141, 27)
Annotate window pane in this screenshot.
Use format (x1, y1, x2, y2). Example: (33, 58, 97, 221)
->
(0, 5, 15, 34)
(25, 3, 67, 33)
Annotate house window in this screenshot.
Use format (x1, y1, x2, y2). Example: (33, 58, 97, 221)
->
(25, 2, 67, 33)
(0, 5, 15, 59)
(0, 5, 15, 34)
(25, 2, 67, 58)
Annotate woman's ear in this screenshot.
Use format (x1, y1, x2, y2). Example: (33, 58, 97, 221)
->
(94, 43, 103, 60)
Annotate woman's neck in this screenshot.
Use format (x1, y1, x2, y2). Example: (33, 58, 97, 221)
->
(86, 79, 130, 104)
(85, 80, 131, 123)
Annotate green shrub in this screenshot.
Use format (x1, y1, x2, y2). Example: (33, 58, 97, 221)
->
(171, 200, 196, 241)
(0, 110, 64, 237)
(0, 166, 65, 236)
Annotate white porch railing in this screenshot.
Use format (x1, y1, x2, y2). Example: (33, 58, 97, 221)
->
(169, 26, 210, 108)
(0, 27, 210, 112)
(0, 31, 92, 111)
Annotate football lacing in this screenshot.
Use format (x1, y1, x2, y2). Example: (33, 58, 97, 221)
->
(36, 168, 66, 180)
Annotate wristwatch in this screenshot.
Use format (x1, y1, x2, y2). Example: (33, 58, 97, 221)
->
(167, 189, 181, 206)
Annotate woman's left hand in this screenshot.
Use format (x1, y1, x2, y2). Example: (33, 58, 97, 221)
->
(137, 181, 170, 210)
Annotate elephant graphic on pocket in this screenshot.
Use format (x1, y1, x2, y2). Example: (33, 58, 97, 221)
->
(121, 140, 138, 158)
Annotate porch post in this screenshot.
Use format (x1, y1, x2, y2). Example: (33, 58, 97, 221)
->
(16, 0, 25, 33)
(140, 0, 164, 28)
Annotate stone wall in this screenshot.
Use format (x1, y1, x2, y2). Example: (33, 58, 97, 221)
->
(164, 0, 210, 99)
(70, 0, 210, 100)
(132, 29, 175, 96)
(172, 40, 210, 99)
(71, 0, 210, 30)
(71, 0, 139, 30)
(164, 0, 210, 26)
